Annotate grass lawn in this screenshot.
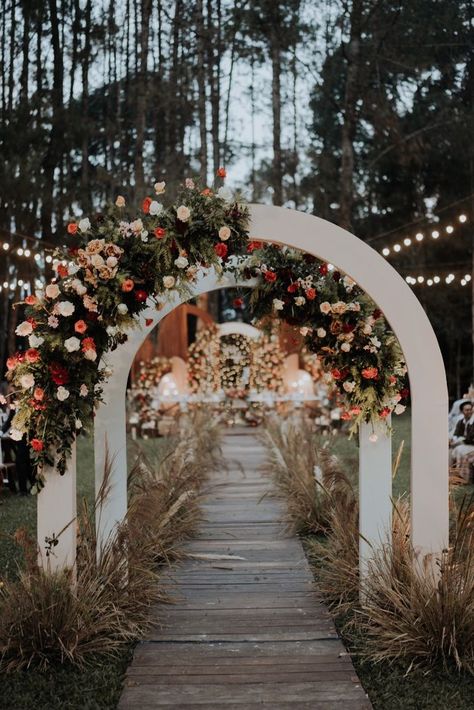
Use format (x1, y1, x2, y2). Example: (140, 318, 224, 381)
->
(0, 435, 169, 710)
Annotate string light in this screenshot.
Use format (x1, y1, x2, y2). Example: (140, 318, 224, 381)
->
(405, 270, 471, 287)
(380, 213, 469, 257)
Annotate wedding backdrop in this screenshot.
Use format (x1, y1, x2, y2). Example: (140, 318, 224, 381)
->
(1, 3, 474, 709)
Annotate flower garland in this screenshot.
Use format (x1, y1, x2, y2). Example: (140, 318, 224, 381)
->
(5, 177, 408, 488)
(6, 174, 249, 486)
(249, 332, 285, 393)
(188, 324, 221, 394)
(128, 356, 172, 426)
(238, 244, 408, 433)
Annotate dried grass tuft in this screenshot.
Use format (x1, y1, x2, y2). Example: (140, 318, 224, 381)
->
(0, 411, 221, 671)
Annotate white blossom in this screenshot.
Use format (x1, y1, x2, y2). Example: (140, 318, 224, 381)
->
(294, 296, 306, 306)
(154, 181, 166, 195)
(45, 283, 60, 299)
(273, 298, 285, 311)
(20, 374, 35, 389)
(317, 328, 326, 338)
(75, 419, 83, 430)
(57, 301, 75, 317)
(185, 178, 195, 189)
(57, 386, 70, 401)
(78, 217, 91, 232)
(15, 321, 33, 337)
(174, 256, 189, 269)
(319, 302, 331, 315)
(394, 403, 406, 415)
(84, 349, 97, 361)
(79, 384, 89, 397)
(341, 342, 351, 352)
(219, 226, 231, 241)
(149, 200, 163, 216)
(163, 276, 176, 289)
(64, 336, 81, 352)
(117, 303, 128, 314)
(177, 205, 191, 222)
(343, 380, 356, 393)
(217, 185, 233, 202)
(300, 327, 310, 336)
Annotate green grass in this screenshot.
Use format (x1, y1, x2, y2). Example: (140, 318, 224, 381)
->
(0, 435, 169, 710)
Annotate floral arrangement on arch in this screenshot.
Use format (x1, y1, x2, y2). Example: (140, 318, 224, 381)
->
(187, 324, 221, 395)
(128, 356, 172, 426)
(249, 332, 285, 394)
(238, 243, 409, 433)
(5, 173, 249, 486)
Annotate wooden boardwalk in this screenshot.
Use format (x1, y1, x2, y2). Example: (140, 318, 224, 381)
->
(119, 432, 371, 709)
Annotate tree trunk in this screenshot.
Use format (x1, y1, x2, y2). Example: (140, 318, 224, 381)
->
(135, 0, 152, 198)
(271, 36, 283, 206)
(196, 0, 208, 182)
(81, 0, 92, 210)
(339, 0, 363, 232)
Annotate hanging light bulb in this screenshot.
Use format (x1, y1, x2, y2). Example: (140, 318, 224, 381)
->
(24, 248, 31, 257)
(431, 230, 439, 238)
(446, 225, 454, 234)
(415, 232, 424, 241)
(403, 238, 411, 246)
(417, 276, 424, 283)
(459, 214, 467, 223)
(382, 247, 390, 256)
(393, 244, 401, 252)
(427, 279, 433, 286)
(433, 276, 440, 283)
(2, 242, 9, 250)
(17, 247, 24, 256)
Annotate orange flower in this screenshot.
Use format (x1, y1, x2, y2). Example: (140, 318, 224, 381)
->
(6, 356, 18, 370)
(25, 295, 37, 306)
(142, 197, 152, 214)
(154, 227, 166, 239)
(201, 188, 213, 196)
(33, 387, 45, 401)
(264, 270, 277, 283)
(67, 223, 78, 234)
(81, 337, 96, 352)
(305, 288, 316, 300)
(361, 367, 378, 379)
(74, 320, 87, 334)
(247, 241, 263, 253)
(57, 264, 69, 279)
(216, 167, 227, 178)
(121, 278, 134, 292)
(25, 348, 40, 363)
(31, 438, 44, 452)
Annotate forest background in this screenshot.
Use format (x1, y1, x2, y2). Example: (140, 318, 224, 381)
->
(0, 0, 472, 399)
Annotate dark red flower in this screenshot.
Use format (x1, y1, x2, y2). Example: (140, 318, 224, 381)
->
(247, 241, 264, 253)
(333, 271, 341, 282)
(49, 362, 70, 385)
(31, 438, 44, 452)
(287, 282, 298, 293)
(25, 348, 40, 363)
(342, 323, 355, 333)
(214, 242, 228, 259)
(154, 227, 166, 239)
(57, 264, 69, 279)
(217, 167, 227, 178)
(233, 298, 244, 309)
(331, 368, 342, 380)
(400, 388, 410, 399)
(26, 317, 37, 329)
(373, 309, 383, 320)
(305, 288, 316, 300)
(134, 290, 148, 303)
(264, 270, 277, 283)
(67, 223, 78, 235)
(319, 263, 328, 276)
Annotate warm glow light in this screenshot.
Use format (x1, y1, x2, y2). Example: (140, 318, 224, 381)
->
(382, 247, 390, 256)
(434, 276, 440, 283)
(431, 230, 439, 238)
(461, 279, 466, 286)
(24, 248, 31, 257)
(465, 274, 471, 282)
(2, 243, 9, 250)
(45, 255, 52, 263)
(17, 247, 24, 256)
(459, 214, 467, 223)
(446, 225, 454, 234)
(415, 232, 424, 241)
(393, 244, 401, 252)
(427, 279, 433, 286)
(417, 276, 424, 283)
(403, 238, 411, 246)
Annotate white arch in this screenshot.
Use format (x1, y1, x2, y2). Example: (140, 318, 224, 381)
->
(37, 204, 448, 576)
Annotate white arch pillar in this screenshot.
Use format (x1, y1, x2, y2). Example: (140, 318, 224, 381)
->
(38, 204, 448, 576)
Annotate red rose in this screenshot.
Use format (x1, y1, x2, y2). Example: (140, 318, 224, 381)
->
(331, 368, 342, 380)
(82, 337, 96, 352)
(201, 188, 213, 196)
(67, 223, 78, 235)
(75, 320, 87, 334)
(247, 241, 264, 253)
(379, 407, 391, 418)
(142, 197, 152, 214)
(361, 367, 379, 380)
(389, 375, 397, 384)
(49, 362, 70, 385)
(134, 290, 148, 303)
(122, 279, 134, 292)
(350, 406, 362, 416)
(154, 227, 166, 239)
(342, 323, 355, 333)
(233, 298, 244, 308)
(264, 270, 277, 283)
(319, 263, 328, 276)
(214, 242, 228, 259)
(216, 167, 227, 178)
(400, 388, 410, 399)
(34, 387, 45, 401)
(57, 264, 69, 279)
(25, 295, 37, 306)
(25, 348, 40, 363)
(305, 288, 316, 300)
(341, 411, 351, 421)
(373, 309, 383, 320)
(31, 438, 44, 452)
(287, 283, 298, 293)
(26, 317, 37, 329)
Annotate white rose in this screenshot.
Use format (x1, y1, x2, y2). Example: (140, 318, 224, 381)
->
(68, 263, 79, 275)
(300, 327, 310, 336)
(163, 276, 176, 289)
(64, 336, 81, 352)
(75, 419, 83, 430)
(273, 298, 285, 311)
(57, 386, 70, 401)
(130, 219, 143, 233)
(154, 181, 166, 195)
(140, 230, 149, 243)
(57, 301, 75, 317)
(78, 217, 91, 232)
(343, 276, 356, 291)
(79, 384, 89, 397)
(317, 328, 326, 338)
(149, 200, 163, 216)
(217, 186, 233, 202)
(20, 374, 35, 389)
(15, 321, 33, 337)
(370, 336, 381, 349)
(219, 226, 231, 241)
(394, 404, 406, 415)
(294, 296, 306, 306)
(185, 178, 195, 189)
(363, 323, 373, 335)
(106, 256, 118, 268)
(174, 256, 189, 269)
(331, 301, 347, 315)
(84, 349, 97, 361)
(90, 254, 105, 268)
(341, 342, 351, 352)
(117, 303, 128, 314)
(71, 279, 87, 296)
(45, 283, 60, 299)
(28, 334, 44, 348)
(320, 302, 331, 315)
(343, 380, 356, 393)
(10, 428, 24, 441)
(177, 205, 191, 222)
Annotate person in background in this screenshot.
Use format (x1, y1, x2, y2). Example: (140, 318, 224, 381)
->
(450, 400, 474, 481)
(1, 394, 35, 495)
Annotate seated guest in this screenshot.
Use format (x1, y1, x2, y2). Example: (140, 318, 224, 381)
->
(450, 400, 474, 481)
